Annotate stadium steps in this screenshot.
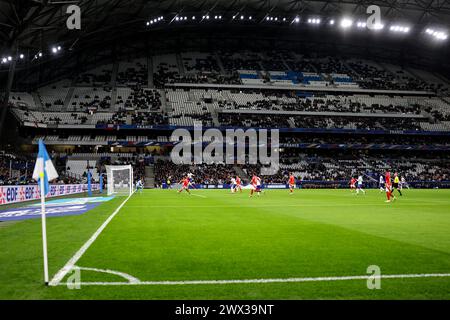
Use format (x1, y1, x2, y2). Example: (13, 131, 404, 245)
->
(234, 166, 249, 181)
(148, 56, 154, 88)
(287, 117, 296, 128)
(209, 105, 220, 127)
(145, 165, 155, 188)
(214, 53, 226, 74)
(343, 61, 359, 76)
(407, 68, 448, 93)
(110, 88, 118, 109)
(281, 56, 292, 71)
(441, 97, 450, 105)
(432, 73, 450, 87)
(176, 53, 185, 75)
(378, 62, 418, 84)
(406, 68, 427, 83)
(111, 61, 119, 87)
(159, 89, 170, 114)
(63, 86, 75, 110)
(31, 92, 43, 110)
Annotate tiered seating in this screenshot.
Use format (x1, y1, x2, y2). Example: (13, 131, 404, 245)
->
(238, 70, 265, 85)
(266, 71, 295, 86)
(260, 51, 289, 71)
(182, 52, 221, 73)
(90, 112, 114, 124)
(166, 89, 214, 126)
(37, 80, 71, 111)
(285, 53, 316, 73)
(76, 64, 113, 85)
(66, 159, 99, 181)
(154, 160, 237, 186)
(301, 72, 328, 86)
(408, 68, 449, 94)
(220, 51, 262, 72)
(9, 92, 37, 109)
(68, 87, 112, 112)
(153, 54, 180, 87)
(423, 98, 450, 121)
(331, 74, 358, 88)
(116, 87, 161, 111)
(116, 58, 148, 86)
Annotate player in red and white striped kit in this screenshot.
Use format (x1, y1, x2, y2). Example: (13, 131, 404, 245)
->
(288, 173, 295, 195)
(178, 177, 192, 194)
(385, 171, 396, 202)
(249, 174, 262, 197)
(235, 176, 243, 193)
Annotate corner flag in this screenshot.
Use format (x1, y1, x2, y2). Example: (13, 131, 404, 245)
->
(32, 139, 58, 195)
(32, 139, 58, 285)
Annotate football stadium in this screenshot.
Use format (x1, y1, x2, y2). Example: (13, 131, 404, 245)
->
(0, 0, 450, 305)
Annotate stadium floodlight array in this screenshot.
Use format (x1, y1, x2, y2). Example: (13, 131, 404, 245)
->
(1, 12, 449, 68)
(371, 23, 385, 30)
(51, 46, 62, 54)
(425, 28, 448, 40)
(340, 18, 353, 29)
(106, 165, 134, 196)
(356, 21, 367, 29)
(147, 16, 164, 25)
(308, 18, 321, 25)
(390, 25, 410, 33)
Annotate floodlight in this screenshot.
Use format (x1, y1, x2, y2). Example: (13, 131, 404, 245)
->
(340, 18, 353, 28)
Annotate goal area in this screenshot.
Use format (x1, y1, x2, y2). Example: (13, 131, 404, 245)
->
(106, 165, 134, 196)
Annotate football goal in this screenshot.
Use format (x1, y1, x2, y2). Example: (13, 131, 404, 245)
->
(106, 165, 134, 196)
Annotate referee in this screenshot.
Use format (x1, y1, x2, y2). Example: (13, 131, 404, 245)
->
(393, 173, 402, 196)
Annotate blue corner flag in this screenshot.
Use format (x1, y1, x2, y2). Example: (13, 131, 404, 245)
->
(32, 139, 59, 195)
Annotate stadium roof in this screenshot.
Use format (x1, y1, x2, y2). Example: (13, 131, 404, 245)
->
(1, 0, 450, 89)
(1, 0, 449, 50)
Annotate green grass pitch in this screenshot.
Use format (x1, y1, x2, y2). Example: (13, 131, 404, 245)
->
(1, 188, 450, 299)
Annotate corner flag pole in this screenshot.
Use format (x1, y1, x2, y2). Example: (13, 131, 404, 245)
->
(39, 172, 49, 285)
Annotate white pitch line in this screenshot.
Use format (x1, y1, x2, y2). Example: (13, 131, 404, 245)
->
(190, 194, 207, 198)
(48, 192, 135, 286)
(55, 272, 450, 286)
(125, 203, 446, 209)
(77, 266, 140, 284)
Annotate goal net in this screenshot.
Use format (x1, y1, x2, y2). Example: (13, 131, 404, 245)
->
(106, 165, 134, 196)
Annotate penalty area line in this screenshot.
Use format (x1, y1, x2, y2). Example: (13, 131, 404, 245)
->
(48, 192, 135, 286)
(56, 272, 450, 286)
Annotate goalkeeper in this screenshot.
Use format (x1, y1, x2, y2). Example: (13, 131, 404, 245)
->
(135, 178, 144, 193)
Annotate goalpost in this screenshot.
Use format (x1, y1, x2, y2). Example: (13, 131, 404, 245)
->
(106, 165, 134, 196)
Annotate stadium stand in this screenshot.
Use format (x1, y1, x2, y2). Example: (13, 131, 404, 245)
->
(3, 51, 450, 189)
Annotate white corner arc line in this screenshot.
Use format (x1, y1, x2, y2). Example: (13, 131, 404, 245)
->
(55, 273, 450, 286)
(77, 266, 140, 284)
(49, 192, 135, 286)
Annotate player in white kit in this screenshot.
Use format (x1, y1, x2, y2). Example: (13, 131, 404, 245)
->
(356, 175, 366, 194)
(135, 179, 144, 194)
(379, 175, 385, 193)
(230, 177, 237, 193)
